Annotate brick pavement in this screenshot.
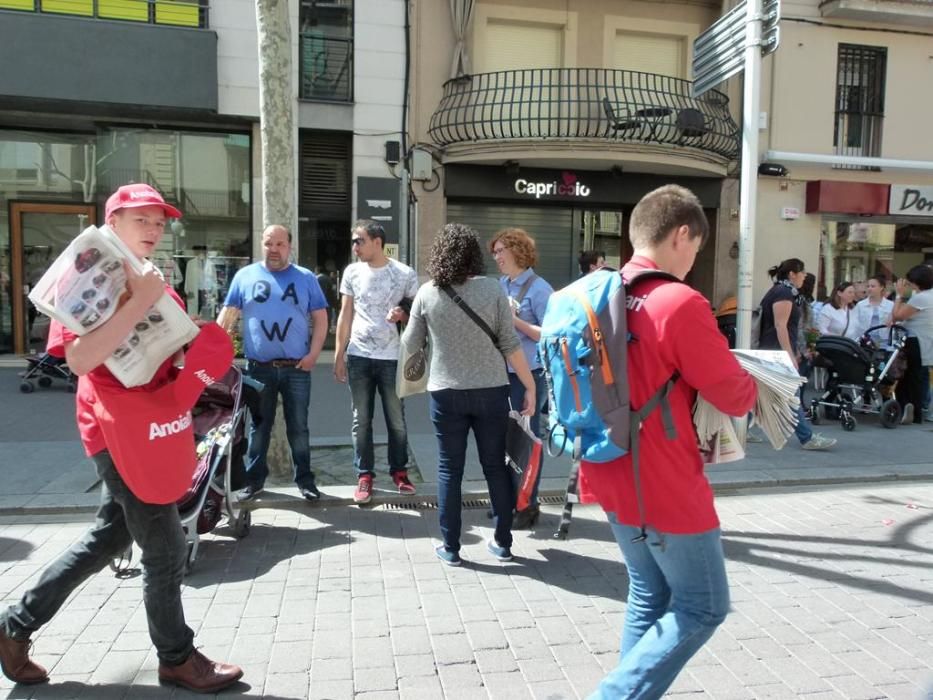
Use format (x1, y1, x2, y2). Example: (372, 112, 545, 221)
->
(1, 482, 932, 699)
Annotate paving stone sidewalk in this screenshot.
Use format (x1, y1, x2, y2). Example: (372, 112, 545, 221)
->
(1, 482, 933, 699)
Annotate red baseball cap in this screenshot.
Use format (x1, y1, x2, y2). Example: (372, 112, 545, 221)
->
(105, 183, 183, 220)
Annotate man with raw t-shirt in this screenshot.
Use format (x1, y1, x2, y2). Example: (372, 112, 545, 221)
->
(0, 184, 242, 693)
(334, 220, 419, 504)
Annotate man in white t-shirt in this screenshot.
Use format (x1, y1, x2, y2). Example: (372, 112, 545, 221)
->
(335, 221, 420, 504)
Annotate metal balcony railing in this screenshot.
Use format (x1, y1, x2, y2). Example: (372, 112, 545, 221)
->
(429, 68, 740, 160)
(299, 34, 353, 103)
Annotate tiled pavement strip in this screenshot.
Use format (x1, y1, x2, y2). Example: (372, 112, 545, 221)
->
(1, 482, 932, 700)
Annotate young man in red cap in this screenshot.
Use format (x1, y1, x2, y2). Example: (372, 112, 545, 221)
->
(0, 184, 243, 693)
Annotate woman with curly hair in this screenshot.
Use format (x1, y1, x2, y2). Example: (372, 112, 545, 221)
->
(402, 223, 537, 566)
(488, 228, 553, 528)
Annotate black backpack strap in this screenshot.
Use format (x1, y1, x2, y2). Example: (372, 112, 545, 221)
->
(627, 371, 680, 542)
(555, 435, 582, 540)
(514, 273, 538, 305)
(441, 286, 498, 346)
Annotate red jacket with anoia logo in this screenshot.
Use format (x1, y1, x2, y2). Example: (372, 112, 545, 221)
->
(577, 257, 757, 534)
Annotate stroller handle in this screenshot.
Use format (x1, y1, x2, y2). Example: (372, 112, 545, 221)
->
(862, 323, 907, 347)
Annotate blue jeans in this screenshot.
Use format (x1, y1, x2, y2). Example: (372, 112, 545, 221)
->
(508, 369, 547, 507)
(591, 519, 730, 700)
(794, 402, 814, 444)
(0, 451, 194, 665)
(430, 386, 514, 551)
(347, 355, 409, 477)
(244, 362, 315, 489)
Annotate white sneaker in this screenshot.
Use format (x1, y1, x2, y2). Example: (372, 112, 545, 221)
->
(901, 403, 914, 425)
(802, 434, 837, 451)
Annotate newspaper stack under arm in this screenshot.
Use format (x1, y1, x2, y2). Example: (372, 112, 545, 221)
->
(28, 224, 199, 388)
(694, 349, 807, 456)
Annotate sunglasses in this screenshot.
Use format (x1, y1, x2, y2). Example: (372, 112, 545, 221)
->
(351, 237, 366, 246)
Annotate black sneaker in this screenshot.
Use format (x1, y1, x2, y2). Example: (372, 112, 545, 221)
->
(299, 482, 321, 501)
(237, 484, 263, 502)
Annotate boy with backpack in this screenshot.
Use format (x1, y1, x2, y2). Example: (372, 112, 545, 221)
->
(576, 186, 756, 698)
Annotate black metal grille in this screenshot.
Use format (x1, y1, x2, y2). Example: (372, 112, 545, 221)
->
(834, 44, 887, 169)
(428, 68, 740, 159)
(299, 34, 353, 103)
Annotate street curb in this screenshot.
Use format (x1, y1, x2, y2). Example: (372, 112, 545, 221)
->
(3, 470, 932, 518)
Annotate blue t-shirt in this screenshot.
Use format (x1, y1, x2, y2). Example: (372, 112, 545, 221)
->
(224, 262, 328, 362)
(499, 268, 553, 371)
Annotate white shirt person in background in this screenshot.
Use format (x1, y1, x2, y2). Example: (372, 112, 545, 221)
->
(818, 281, 858, 339)
(852, 275, 894, 343)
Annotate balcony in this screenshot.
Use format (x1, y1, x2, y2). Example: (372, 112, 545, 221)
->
(429, 68, 740, 163)
(819, 0, 933, 27)
(299, 34, 353, 103)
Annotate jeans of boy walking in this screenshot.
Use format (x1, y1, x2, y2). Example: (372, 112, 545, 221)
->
(591, 519, 730, 700)
(0, 451, 194, 665)
(244, 362, 315, 488)
(507, 369, 547, 507)
(347, 355, 409, 478)
(794, 402, 814, 444)
(430, 386, 514, 551)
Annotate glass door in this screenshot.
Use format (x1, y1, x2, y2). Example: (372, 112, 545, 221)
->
(10, 203, 97, 355)
(578, 209, 628, 271)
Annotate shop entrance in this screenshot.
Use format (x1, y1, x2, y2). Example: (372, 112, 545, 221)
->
(9, 202, 97, 355)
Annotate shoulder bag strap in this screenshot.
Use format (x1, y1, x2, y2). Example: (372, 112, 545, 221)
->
(441, 286, 498, 346)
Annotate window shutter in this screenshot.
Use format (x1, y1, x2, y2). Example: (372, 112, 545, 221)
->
(483, 20, 563, 72)
(613, 32, 685, 78)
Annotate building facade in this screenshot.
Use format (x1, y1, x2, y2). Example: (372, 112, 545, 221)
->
(0, 0, 405, 355)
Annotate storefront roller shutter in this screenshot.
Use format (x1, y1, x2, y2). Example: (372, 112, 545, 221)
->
(446, 202, 575, 290)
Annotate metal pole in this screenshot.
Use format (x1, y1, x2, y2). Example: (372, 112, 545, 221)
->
(735, 0, 763, 349)
(398, 164, 409, 263)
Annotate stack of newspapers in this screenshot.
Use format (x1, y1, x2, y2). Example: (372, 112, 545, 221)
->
(28, 225, 199, 388)
(694, 349, 807, 463)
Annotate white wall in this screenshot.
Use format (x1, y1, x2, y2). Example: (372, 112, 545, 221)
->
(213, 0, 261, 118)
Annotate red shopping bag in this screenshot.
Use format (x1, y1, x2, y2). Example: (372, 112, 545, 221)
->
(506, 411, 543, 511)
(91, 323, 234, 504)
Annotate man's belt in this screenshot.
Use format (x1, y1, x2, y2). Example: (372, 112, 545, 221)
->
(250, 358, 301, 368)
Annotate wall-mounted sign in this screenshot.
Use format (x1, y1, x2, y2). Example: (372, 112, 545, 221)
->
(514, 172, 592, 199)
(357, 177, 400, 242)
(780, 206, 800, 220)
(890, 185, 933, 217)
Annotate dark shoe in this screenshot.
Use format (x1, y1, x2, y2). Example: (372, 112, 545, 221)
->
(435, 545, 462, 567)
(512, 505, 541, 530)
(487, 539, 513, 562)
(392, 470, 416, 495)
(158, 649, 243, 693)
(237, 484, 263, 502)
(299, 482, 321, 501)
(353, 475, 373, 504)
(0, 627, 49, 685)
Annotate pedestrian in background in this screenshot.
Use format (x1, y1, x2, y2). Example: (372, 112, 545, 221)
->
(217, 225, 329, 502)
(853, 275, 894, 344)
(818, 281, 857, 338)
(0, 185, 242, 693)
(489, 227, 553, 528)
(402, 223, 536, 566)
(580, 185, 757, 699)
(334, 220, 420, 504)
(892, 264, 933, 424)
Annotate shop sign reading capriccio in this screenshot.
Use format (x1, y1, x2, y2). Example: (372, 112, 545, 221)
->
(890, 185, 933, 217)
(515, 171, 592, 199)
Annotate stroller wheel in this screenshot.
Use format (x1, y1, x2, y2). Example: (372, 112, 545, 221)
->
(809, 401, 824, 425)
(842, 415, 857, 431)
(19, 381, 34, 394)
(38, 376, 52, 388)
(880, 399, 901, 429)
(233, 509, 251, 538)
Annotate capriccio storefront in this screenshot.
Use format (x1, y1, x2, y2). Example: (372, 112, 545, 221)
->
(0, 126, 252, 355)
(443, 164, 725, 295)
(806, 181, 933, 299)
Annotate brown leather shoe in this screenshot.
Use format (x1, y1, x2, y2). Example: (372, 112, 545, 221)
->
(0, 627, 49, 685)
(158, 649, 243, 693)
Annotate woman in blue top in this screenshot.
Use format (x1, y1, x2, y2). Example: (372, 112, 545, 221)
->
(489, 227, 554, 528)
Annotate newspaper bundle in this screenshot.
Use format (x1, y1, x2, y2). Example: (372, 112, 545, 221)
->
(28, 224, 199, 388)
(694, 349, 807, 460)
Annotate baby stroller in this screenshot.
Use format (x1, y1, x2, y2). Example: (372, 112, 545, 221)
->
(111, 366, 253, 576)
(809, 324, 907, 431)
(19, 352, 76, 393)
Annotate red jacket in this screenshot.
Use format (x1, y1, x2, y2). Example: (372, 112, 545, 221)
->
(577, 256, 757, 533)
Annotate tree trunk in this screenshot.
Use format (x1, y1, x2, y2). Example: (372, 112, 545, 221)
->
(256, 0, 297, 480)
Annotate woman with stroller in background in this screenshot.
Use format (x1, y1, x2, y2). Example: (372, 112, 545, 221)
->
(488, 227, 554, 529)
(758, 258, 836, 451)
(402, 223, 537, 566)
(891, 264, 933, 424)
(818, 281, 858, 339)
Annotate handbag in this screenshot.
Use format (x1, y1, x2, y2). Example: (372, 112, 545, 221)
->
(506, 411, 543, 511)
(397, 335, 430, 398)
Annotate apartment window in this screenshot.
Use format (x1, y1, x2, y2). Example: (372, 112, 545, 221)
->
(613, 31, 685, 79)
(0, 1, 207, 28)
(833, 43, 886, 168)
(299, 0, 353, 103)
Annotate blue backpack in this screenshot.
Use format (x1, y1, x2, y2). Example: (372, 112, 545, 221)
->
(538, 268, 681, 538)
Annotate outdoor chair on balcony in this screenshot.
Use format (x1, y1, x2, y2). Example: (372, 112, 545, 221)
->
(675, 108, 708, 143)
(602, 97, 642, 137)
